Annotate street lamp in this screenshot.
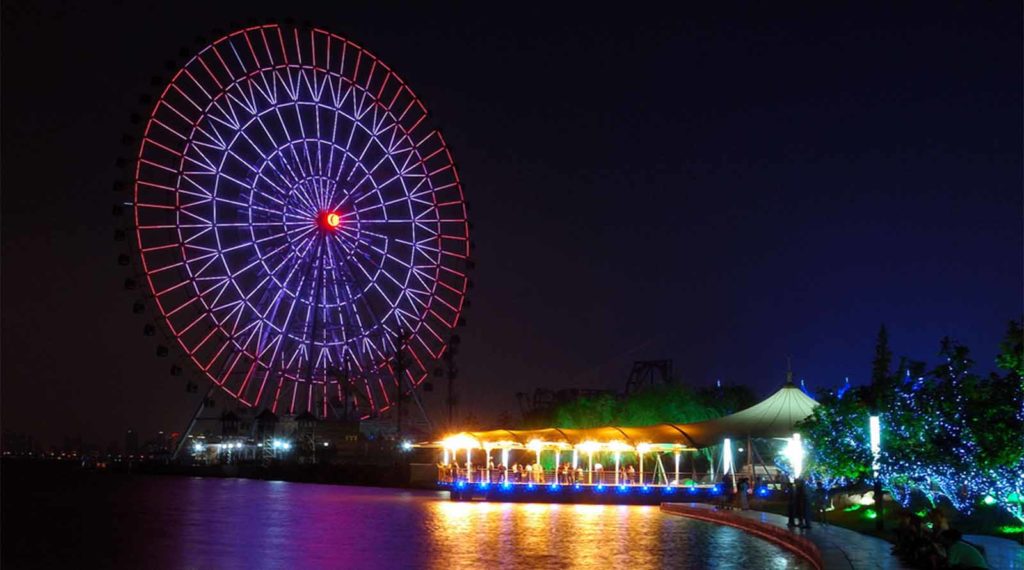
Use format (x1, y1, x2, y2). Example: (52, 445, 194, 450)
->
(723, 438, 737, 492)
(869, 415, 883, 530)
(869, 416, 881, 476)
(783, 434, 804, 480)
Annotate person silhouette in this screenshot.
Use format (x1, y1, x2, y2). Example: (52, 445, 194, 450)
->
(786, 480, 797, 528)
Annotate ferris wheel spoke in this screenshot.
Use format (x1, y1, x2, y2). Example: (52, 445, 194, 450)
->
(324, 106, 343, 189)
(243, 275, 275, 303)
(215, 348, 246, 391)
(274, 272, 312, 346)
(180, 261, 220, 287)
(184, 143, 220, 174)
(368, 281, 399, 318)
(268, 106, 308, 180)
(416, 318, 446, 350)
(322, 247, 358, 343)
(263, 231, 318, 287)
(230, 318, 263, 353)
(150, 117, 189, 143)
(234, 355, 263, 404)
(293, 106, 318, 179)
(311, 112, 325, 192)
(331, 109, 360, 195)
(204, 275, 234, 308)
(246, 114, 301, 185)
(333, 238, 381, 282)
(250, 173, 289, 204)
(185, 328, 222, 368)
(193, 54, 224, 93)
(202, 314, 242, 370)
(251, 334, 283, 403)
(429, 290, 460, 315)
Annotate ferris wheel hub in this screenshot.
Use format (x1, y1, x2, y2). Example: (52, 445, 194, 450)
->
(317, 211, 343, 231)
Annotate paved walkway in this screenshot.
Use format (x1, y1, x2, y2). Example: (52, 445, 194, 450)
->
(963, 534, 1024, 570)
(663, 502, 909, 569)
(663, 502, 1024, 569)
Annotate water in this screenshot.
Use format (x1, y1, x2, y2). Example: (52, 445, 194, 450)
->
(2, 467, 811, 569)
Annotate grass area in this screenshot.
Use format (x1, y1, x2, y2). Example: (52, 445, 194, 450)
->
(749, 497, 1023, 545)
(751, 498, 899, 542)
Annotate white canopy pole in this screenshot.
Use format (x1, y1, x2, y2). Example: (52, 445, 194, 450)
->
(637, 443, 650, 486)
(674, 450, 681, 485)
(615, 451, 621, 485)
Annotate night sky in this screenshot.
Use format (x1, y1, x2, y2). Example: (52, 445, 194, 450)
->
(2, 1, 1021, 448)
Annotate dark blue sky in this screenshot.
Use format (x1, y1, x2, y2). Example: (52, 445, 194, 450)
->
(2, 2, 1021, 445)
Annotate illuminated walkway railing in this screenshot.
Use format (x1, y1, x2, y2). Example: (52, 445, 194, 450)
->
(438, 467, 782, 505)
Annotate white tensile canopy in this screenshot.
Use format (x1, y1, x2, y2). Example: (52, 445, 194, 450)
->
(677, 382, 819, 447)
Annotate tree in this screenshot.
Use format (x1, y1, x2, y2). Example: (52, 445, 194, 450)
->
(801, 321, 1024, 520)
(973, 320, 1024, 526)
(552, 393, 619, 429)
(551, 386, 721, 429)
(798, 388, 872, 486)
(995, 319, 1023, 377)
(619, 386, 721, 426)
(696, 384, 757, 416)
(867, 324, 894, 409)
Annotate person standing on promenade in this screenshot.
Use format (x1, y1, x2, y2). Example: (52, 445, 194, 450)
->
(786, 480, 797, 527)
(812, 481, 827, 525)
(800, 478, 813, 529)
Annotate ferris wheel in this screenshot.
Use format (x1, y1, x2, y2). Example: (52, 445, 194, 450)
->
(129, 24, 470, 419)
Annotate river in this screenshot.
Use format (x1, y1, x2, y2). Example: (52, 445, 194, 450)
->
(2, 465, 811, 569)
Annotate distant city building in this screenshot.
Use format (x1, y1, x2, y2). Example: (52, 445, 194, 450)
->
(125, 429, 139, 455)
(1, 431, 37, 455)
(220, 412, 241, 436)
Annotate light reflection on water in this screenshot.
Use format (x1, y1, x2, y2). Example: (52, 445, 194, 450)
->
(4, 473, 811, 570)
(420, 489, 807, 570)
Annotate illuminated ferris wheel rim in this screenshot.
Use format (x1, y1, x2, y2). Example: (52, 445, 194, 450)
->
(131, 24, 470, 418)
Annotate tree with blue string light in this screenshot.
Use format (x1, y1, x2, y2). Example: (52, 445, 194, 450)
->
(800, 320, 1024, 534)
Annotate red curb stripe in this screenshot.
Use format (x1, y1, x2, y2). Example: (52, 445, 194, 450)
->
(660, 504, 824, 570)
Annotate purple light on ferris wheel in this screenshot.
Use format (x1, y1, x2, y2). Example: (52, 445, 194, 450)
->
(132, 24, 470, 419)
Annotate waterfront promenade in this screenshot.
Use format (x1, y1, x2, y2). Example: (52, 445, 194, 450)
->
(662, 502, 1024, 570)
(663, 501, 1015, 568)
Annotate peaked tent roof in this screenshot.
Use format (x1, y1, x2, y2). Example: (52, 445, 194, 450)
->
(677, 382, 819, 447)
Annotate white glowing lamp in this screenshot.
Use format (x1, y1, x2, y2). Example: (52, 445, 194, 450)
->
(578, 441, 599, 485)
(607, 441, 631, 453)
(441, 433, 480, 450)
(577, 441, 600, 454)
(784, 433, 805, 480)
(869, 416, 881, 477)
